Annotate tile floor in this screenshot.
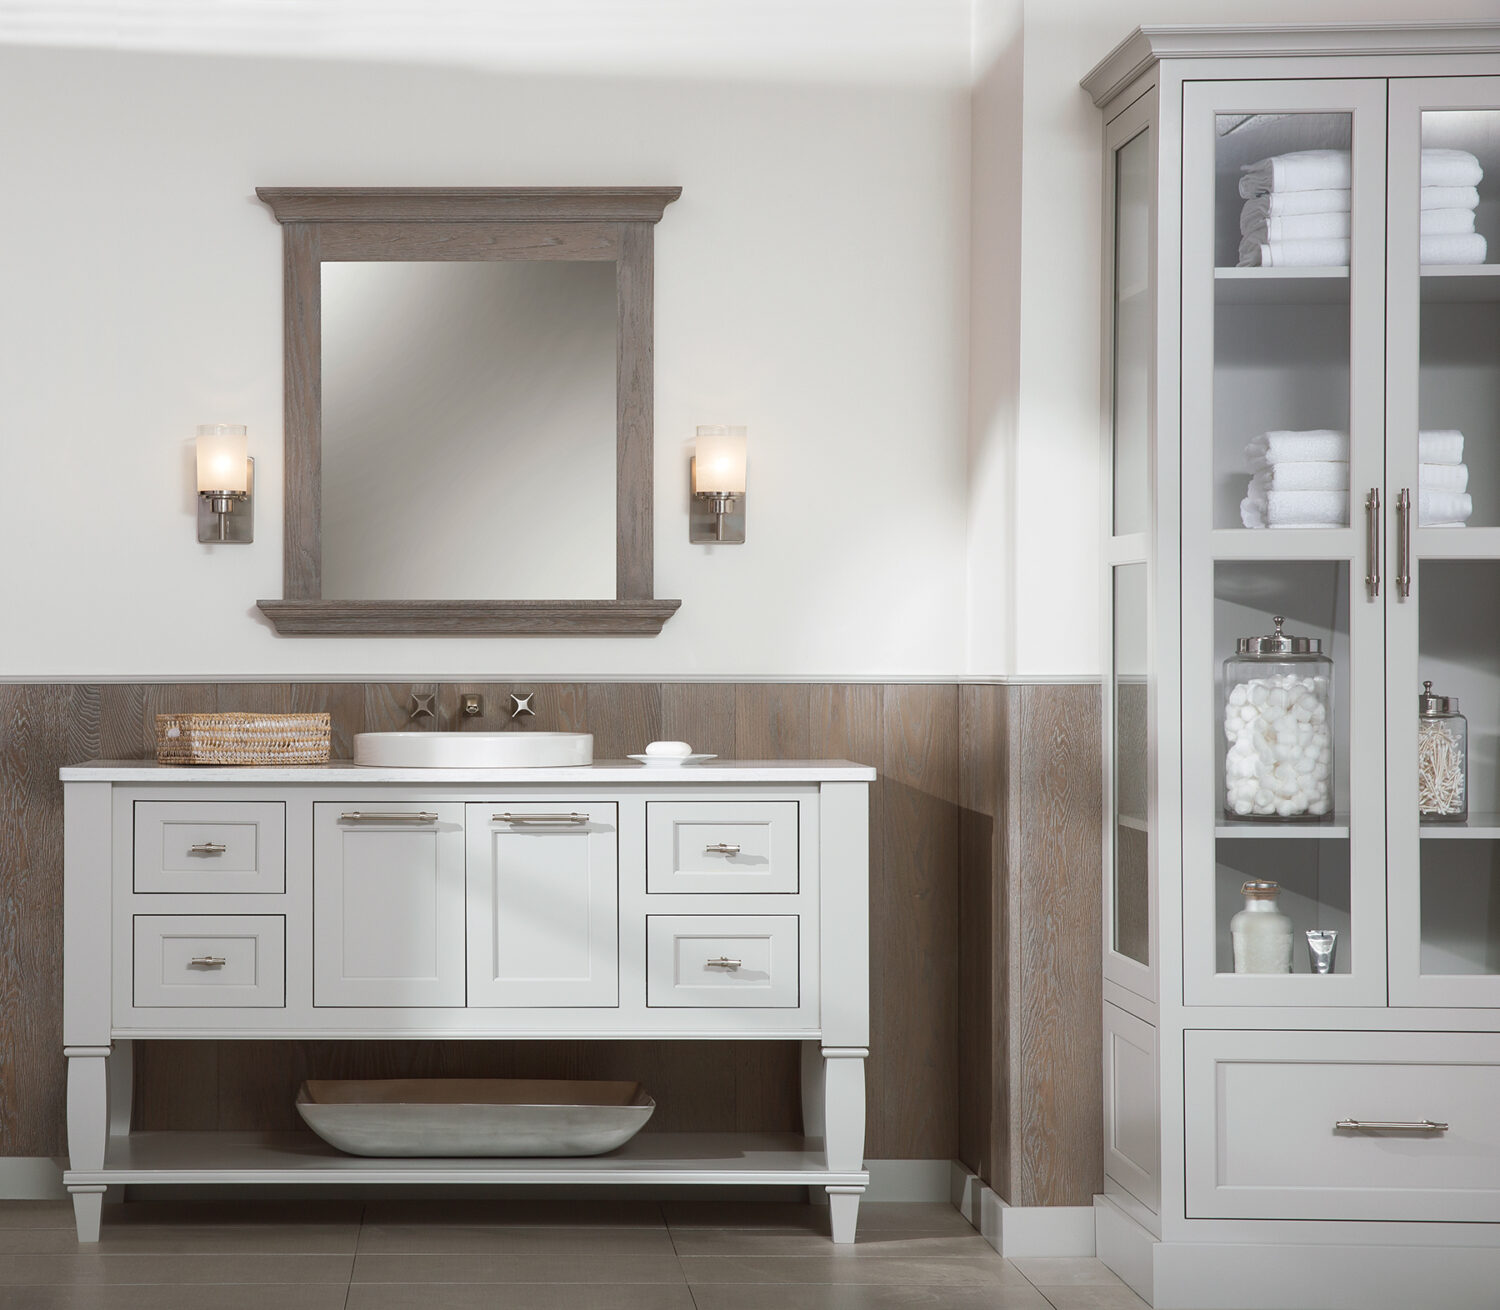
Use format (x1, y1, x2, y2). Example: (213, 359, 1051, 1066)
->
(0, 1198, 1151, 1309)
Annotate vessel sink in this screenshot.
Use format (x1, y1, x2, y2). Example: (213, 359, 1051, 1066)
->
(353, 731, 593, 768)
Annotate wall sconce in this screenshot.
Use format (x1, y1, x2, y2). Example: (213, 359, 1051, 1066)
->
(690, 425, 747, 544)
(196, 423, 254, 543)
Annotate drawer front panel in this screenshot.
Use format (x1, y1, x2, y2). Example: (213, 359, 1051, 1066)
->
(133, 914, 285, 1008)
(134, 802, 286, 894)
(646, 801, 799, 894)
(1186, 1029, 1500, 1222)
(646, 915, 799, 1007)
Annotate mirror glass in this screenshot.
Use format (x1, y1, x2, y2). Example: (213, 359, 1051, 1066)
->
(319, 260, 618, 600)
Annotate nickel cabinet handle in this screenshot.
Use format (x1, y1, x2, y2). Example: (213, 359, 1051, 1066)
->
(339, 811, 439, 823)
(705, 843, 741, 855)
(189, 842, 227, 855)
(189, 955, 227, 968)
(705, 957, 742, 971)
(1365, 487, 1381, 598)
(1335, 1118, 1448, 1132)
(1397, 486, 1413, 598)
(493, 812, 589, 825)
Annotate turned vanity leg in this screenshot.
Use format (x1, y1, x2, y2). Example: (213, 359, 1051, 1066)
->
(65, 1046, 111, 1242)
(820, 1046, 868, 1243)
(104, 1040, 133, 1205)
(800, 1040, 826, 1139)
(826, 1185, 864, 1244)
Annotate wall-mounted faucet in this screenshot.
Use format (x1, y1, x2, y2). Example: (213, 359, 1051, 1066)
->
(408, 693, 436, 723)
(460, 694, 484, 719)
(509, 691, 536, 720)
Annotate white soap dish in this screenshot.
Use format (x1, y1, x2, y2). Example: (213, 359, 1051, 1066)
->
(628, 754, 717, 767)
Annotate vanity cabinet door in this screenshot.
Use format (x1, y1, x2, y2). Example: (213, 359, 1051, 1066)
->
(312, 804, 467, 1007)
(465, 803, 618, 1007)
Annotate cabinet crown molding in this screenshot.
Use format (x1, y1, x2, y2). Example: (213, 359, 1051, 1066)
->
(254, 186, 683, 224)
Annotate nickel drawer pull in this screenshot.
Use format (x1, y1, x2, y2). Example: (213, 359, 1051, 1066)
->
(1335, 1118, 1449, 1132)
(493, 812, 589, 825)
(188, 955, 227, 968)
(705, 957, 742, 971)
(1365, 487, 1381, 598)
(1397, 486, 1413, 599)
(189, 842, 227, 855)
(705, 843, 741, 855)
(339, 811, 439, 823)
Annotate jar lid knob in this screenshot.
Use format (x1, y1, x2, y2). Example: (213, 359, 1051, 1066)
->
(1273, 615, 1285, 633)
(1419, 680, 1458, 714)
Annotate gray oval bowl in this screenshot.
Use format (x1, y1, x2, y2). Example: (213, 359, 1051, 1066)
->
(296, 1078, 656, 1158)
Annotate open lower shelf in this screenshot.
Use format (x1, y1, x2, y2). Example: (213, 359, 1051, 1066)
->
(65, 1131, 867, 1188)
(1216, 815, 1349, 839)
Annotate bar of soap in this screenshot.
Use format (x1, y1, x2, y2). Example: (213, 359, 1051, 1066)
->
(644, 740, 693, 758)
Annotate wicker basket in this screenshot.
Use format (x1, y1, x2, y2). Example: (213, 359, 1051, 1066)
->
(155, 712, 331, 765)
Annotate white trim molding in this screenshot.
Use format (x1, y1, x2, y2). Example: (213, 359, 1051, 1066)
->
(0, 1158, 67, 1200)
(954, 1178, 1096, 1257)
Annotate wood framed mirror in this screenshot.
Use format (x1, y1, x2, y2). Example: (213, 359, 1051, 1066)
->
(254, 187, 682, 636)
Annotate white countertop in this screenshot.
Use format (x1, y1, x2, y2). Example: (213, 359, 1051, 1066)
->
(59, 759, 877, 783)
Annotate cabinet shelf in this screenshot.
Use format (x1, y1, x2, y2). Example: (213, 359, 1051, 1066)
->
(1216, 815, 1349, 839)
(65, 1131, 866, 1189)
(1420, 265, 1500, 302)
(1214, 267, 1349, 304)
(1420, 812, 1500, 839)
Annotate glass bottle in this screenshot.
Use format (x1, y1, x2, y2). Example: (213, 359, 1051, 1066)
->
(1222, 616, 1335, 820)
(1418, 680, 1468, 822)
(1230, 880, 1293, 974)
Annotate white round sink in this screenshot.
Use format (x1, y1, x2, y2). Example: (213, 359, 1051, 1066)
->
(353, 732, 593, 768)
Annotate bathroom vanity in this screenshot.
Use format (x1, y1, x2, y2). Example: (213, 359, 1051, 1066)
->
(59, 760, 872, 1242)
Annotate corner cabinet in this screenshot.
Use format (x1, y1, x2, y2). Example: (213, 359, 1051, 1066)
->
(1087, 24, 1500, 1310)
(61, 762, 872, 1243)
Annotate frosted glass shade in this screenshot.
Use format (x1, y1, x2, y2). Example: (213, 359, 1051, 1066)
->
(196, 424, 249, 493)
(694, 425, 747, 494)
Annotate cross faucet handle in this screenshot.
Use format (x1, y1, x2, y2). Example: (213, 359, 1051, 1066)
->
(509, 691, 536, 720)
(408, 693, 436, 722)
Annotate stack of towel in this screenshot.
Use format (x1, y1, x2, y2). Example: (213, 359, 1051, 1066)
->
(1239, 429, 1475, 528)
(1237, 148, 1487, 267)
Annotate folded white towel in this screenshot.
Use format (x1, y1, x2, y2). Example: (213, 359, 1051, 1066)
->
(1245, 430, 1350, 469)
(1241, 489, 1349, 528)
(1420, 430, 1465, 465)
(1422, 232, 1488, 265)
(1421, 490, 1473, 526)
(1422, 208, 1478, 236)
(1246, 237, 1350, 267)
(1239, 149, 1350, 198)
(1422, 184, 1481, 211)
(1240, 189, 1350, 225)
(1243, 211, 1352, 244)
(1420, 462, 1469, 494)
(1249, 462, 1350, 493)
(1422, 148, 1484, 189)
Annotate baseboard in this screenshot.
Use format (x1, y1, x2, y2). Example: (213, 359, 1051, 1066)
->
(0, 1158, 66, 1200)
(961, 1182, 1095, 1257)
(863, 1159, 953, 1203)
(1095, 1193, 1155, 1302)
(950, 1163, 982, 1225)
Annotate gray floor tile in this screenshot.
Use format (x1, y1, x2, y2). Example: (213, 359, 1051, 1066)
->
(686, 1285, 1053, 1310)
(347, 1285, 696, 1310)
(671, 1229, 994, 1258)
(680, 1254, 1032, 1287)
(1013, 1258, 1127, 1287)
(0, 1254, 354, 1287)
(0, 1224, 359, 1255)
(1032, 1287, 1151, 1310)
(361, 1199, 665, 1228)
(0, 1286, 348, 1310)
(352, 1252, 686, 1284)
(106, 1200, 363, 1227)
(0, 1204, 76, 1231)
(357, 1224, 675, 1255)
(663, 1202, 976, 1235)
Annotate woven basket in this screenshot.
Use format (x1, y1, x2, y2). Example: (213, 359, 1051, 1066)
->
(155, 712, 331, 765)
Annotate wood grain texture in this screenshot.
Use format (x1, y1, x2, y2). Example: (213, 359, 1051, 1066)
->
(255, 187, 682, 224)
(660, 684, 737, 760)
(616, 222, 654, 601)
(316, 222, 619, 261)
(256, 600, 682, 636)
(282, 221, 321, 600)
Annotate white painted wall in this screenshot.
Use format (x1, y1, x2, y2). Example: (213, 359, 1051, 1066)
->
(0, 15, 970, 679)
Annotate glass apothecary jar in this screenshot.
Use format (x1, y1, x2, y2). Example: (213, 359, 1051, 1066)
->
(1230, 879, 1294, 974)
(1418, 680, 1467, 822)
(1223, 616, 1334, 820)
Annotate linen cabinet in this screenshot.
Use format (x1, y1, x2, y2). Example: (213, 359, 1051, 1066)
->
(1086, 25, 1500, 1309)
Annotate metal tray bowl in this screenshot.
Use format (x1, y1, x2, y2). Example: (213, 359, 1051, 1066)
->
(295, 1078, 656, 1158)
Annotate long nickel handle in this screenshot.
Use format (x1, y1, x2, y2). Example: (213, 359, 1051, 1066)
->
(1365, 487, 1381, 598)
(1397, 486, 1412, 598)
(339, 811, 439, 823)
(705, 957, 742, 971)
(705, 843, 741, 855)
(493, 812, 589, 825)
(1335, 1118, 1448, 1132)
(189, 956, 227, 968)
(189, 842, 227, 855)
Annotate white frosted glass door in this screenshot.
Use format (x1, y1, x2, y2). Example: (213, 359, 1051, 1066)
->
(312, 804, 466, 1007)
(466, 803, 618, 1008)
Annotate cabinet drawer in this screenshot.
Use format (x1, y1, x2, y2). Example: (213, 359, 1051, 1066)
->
(646, 802, 798, 893)
(1186, 1030, 1500, 1222)
(646, 915, 799, 1007)
(133, 915, 285, 1008)
(134, 802, 285, 894)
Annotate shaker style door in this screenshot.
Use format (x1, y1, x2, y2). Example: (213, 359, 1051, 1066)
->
(312, 804, 466, 1007)
(465, 803, 618, 1007)
(1385, 76, 1500, 1007)
(1179, 78, 1389, 1006)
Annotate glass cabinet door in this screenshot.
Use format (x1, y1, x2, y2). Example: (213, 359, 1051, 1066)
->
(1180, 79, 1389, 1005)
(1386, 77, 1500, 1007)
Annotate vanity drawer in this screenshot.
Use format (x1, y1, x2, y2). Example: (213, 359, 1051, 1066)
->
(133, 915, 285, 1008)
(646, 802, 798, 894)
(646, 915, 799, 1007)
(1185, 1029, 1500, 1222)
(134, 802, 285, 894)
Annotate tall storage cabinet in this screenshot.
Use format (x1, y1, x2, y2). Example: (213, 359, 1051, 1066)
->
(1086, 26, 1500, 1310)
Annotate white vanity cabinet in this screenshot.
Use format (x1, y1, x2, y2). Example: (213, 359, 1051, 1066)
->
(61, 762, 873, 1244)
(1087, 24, 1500, 1309)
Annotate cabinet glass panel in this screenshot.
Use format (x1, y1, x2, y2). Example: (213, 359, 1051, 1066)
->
(1212, 113, 1353, 532)
(1113, 562, 1149, 965)
(1419, 111, 1499, 527)
(1113, 128, 1151, 537)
